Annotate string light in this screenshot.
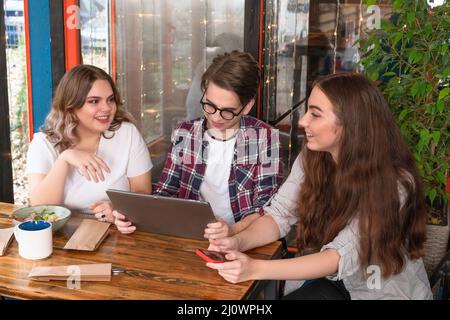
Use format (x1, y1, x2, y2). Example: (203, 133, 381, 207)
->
(333, 0, 340, 74)
(88, 0, 93, 65)
(137, 13, 160, 18)
(356, 0, 363, 73)
(263, 0, 278, 123)
(139, 0, 144, 112)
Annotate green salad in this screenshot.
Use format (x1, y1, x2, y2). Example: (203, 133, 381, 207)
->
(14, 208, 58, 222)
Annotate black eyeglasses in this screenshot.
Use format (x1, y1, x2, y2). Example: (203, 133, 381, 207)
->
(200, 91, 245, 120)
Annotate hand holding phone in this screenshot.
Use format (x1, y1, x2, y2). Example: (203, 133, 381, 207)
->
(195, 248, 228, 263)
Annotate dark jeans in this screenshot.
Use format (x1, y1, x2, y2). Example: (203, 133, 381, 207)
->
(282, 278, 351, 300)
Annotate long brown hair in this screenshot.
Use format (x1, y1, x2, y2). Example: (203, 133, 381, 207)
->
(297, 73, 427, 277)
(43, 64, 133, 153)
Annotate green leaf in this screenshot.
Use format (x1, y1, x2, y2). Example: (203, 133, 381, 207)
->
(428, 189, 437, 205)
(436, 172, 447, 185)
(368, 71, 379, 81)
(365, 0, 377, 5)
(399, 108, 408, 120)
(431, 131, 441, 145)
(423, 24, 433, 37)
(406, 31, 413, 42)
(436, 100, 444, 112)
(391, 32, 403, 47)
(417, 141, 426, 153)
(419, 128, 431, 145)
(438, 87, 450, 101)
(411, 82, 420, 97)
(424, 162, 433, 175)
(419, 83, 428, 97)
(380, 19, 390, 31)
(406, 11, 415, 25)
(442, 68, 450, 78)
(425, 104, 435, 114)
(440, 43, 449, 55)
(408, 50, 422, 64)
(425, 84, 433, 96)
(383, 71, 396, 77)
(393, 0, 403, 11)
(423, 53, 431, 66)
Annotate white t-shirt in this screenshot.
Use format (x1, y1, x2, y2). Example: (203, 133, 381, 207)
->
(26, 122, 153, 211)
(199, 132, 236, 225)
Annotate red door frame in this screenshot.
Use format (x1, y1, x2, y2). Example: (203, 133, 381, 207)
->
(64, 0, 81, 70)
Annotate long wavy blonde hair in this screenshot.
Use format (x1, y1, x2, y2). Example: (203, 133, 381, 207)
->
(43, 64, 133, 153)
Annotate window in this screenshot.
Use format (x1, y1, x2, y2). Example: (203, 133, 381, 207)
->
(3, 0, 29, 204)
(262, 0, 392, 168)
(80, 0, 110, 73)
(80, 1, 246, 180)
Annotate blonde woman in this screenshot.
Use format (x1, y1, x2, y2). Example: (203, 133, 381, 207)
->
(26, 64, 152, 222)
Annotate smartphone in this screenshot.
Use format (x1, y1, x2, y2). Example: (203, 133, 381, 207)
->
(195, 249, 228, 263)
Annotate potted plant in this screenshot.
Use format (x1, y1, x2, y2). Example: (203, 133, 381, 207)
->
(359, 0, 449, 274)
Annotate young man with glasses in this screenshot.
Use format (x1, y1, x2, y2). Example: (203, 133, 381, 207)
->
(114, 51, 283, 236)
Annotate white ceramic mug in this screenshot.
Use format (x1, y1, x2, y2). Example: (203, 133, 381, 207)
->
(14, 221, 53, 260)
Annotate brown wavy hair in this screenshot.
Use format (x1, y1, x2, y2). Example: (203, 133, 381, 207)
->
(43, 64, 133, 153)
(296, 73, 427, 277)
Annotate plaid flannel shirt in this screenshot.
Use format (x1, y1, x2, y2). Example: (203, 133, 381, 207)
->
(153, 116, 283, 222)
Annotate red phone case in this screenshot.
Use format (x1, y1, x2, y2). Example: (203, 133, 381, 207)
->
(195, 249, 227, 263)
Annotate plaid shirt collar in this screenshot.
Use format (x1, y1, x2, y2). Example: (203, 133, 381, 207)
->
(155, 115, 282, 220)
(193, 116, 268, 165)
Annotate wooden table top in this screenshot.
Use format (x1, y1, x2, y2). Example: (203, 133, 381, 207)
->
(0, 202, 281, 300)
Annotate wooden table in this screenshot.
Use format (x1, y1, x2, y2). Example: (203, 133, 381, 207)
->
(0, 202, 282, 300)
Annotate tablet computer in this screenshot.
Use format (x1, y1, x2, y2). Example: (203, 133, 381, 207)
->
(106, 189, 216, 240)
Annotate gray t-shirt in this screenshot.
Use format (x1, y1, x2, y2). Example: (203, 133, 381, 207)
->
(264, 154, 432, 300)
